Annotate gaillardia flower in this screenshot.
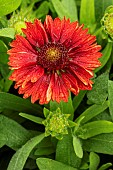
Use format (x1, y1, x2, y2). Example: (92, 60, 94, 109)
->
(8, 15, 102, 104)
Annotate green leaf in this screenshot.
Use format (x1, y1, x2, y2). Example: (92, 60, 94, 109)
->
(36, 158, 77, 170)
(0, 92, 42, 115)
(75, 101, 109, 124)
(80, 0, 95, 27)
(0, 0, 22, 16)
(89, 152, 100, 170)
(35, 1, 49, 18)
(0, 134, 6, 148)
(0, 115, 32, 150)
(0, 28, 15, 39)
(7, 133, 45, 170)
(50, 94, 74, 120)
(98, 163, 112, 170)
(19, 112, 44, 124)
(34, 146, 55, 156)
(87, 72, 109, 104)
(3, 71, 13, 92)
(51, 0, 76, 21)
(77, 120, 113, 139)
(73, 91, 86, 111)
(61, 0, 78, 21)
(95, 42, 112, 73)
(56, 133, 81, 168)
(0, 40, 8, 64)
(73, 136, 83, 158)
(108, 80, 113, 121)
(83, 133, 113, 155)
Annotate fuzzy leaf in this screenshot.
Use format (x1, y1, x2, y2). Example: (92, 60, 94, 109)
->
(83, 133, 113, 155)
(87, 72, 109, 104)
(7, 133, 45, 170)
(0, 115, 32, 150)
(36, 158, 77, 170)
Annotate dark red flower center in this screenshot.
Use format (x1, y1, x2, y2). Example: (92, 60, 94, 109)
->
(37, 43, 69, 71)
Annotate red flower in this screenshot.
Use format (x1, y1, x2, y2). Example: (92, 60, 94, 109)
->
(8, 16, 102, 104)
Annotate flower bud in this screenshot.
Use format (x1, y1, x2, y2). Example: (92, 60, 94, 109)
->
(101, 5, 113, 39)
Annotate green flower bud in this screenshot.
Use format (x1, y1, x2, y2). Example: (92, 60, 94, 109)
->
(42, 108, 70, 140)
(101, 5, 113, 39)
(8, 10, 34, 35)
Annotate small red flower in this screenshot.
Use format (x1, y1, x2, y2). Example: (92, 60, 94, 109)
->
(8, 16, 102, 104)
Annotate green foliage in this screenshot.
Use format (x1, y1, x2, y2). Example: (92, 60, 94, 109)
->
(0, 115, 32, 150)
(56, 133, 81, 168)
(51, 0, 78, 21)
(0, 0, 22, 16)
(7, 133, 45, 170)
(0, 92, 42, 115)
(36, 158, 77, 170)
(87, 72, 109, 104)
(0, 0, 113, 169)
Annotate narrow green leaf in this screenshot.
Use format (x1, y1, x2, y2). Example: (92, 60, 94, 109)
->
(108, 80, 113, 120)
(19, 112, 44, 124)
(80, 0, 95, 25)
(73, 91, 86, 111)
(89, 152, 100, 170)
(0, 92, 42, 115)
(0, 28, 15, 39)
(35, 1, 49, 18)
(95, 42, 112, 73)
(0, 40, 8, 64)
(0, 0, 22, 16)
(61, 0, 78, 21)
(51, 0, 76, 21)
(73, 136, 83, 158)
(83, 133, 113, 155)
(77, 120, 113, 139)
(98, 163, 112, 170)
(34, 146, 55, 156)
(7, 133, 45, 170)
(36, 158, 77, 170)
(0, 115, 32, 150)
(75, 101, 109, 124)
(56, 133, 81, 168)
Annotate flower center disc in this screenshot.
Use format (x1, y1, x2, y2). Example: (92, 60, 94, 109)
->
(37, 43, 68, 71)
(46, 48, 61, 62)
